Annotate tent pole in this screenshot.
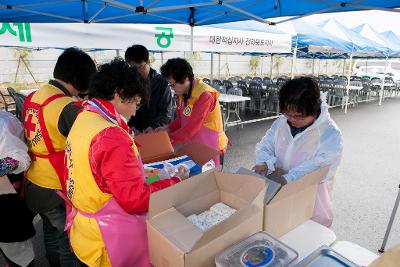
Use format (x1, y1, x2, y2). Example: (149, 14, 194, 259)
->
(270, 54, 273, 78)
(342, 58, 346, 75)
(291, 36, 298, 79)
(345, 49, 354, 114)
(210, 52, 214, 80)
(189, 25, 194, 67)
(260, 56, 263, 76)
(190, 26, 194, 54)
(218, 53, 221, 80)
(312, 57, 315, 75)
(379, 56, 388, 105)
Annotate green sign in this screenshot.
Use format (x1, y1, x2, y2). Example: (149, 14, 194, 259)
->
(154, 27, 173, 48)
(0, 22, 32, 42)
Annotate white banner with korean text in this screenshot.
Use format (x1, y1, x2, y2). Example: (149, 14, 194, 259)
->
(0, 22, 292, 54)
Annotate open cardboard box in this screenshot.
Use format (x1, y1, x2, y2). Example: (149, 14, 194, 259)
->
(236, 167, 329, 238)
(147, 169, 267, 267)
(135, 131, 219, 166)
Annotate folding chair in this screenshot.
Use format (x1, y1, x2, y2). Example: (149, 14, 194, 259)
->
(0, 89, 16, 114)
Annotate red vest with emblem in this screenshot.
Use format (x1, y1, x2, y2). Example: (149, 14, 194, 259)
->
(23, 83, 74, 190)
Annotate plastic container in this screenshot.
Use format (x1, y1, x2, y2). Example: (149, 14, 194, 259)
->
(294, 245, 359, 267)
(215, 231, 298, 267)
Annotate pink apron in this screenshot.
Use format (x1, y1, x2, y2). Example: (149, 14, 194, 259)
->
(59, 190, 151, 267)
(312, 178, 334, 227)
(180, 108, 221, 166)
(59, 123, 151, 267)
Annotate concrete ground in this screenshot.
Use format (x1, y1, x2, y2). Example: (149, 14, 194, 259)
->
(2, 97, 400, 266)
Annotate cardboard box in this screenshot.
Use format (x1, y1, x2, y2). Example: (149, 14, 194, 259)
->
(236, 167, 329, 238)
(147, 169, 267, 267)
(263, 167, 329, 237)
(135, 131, 219, 166)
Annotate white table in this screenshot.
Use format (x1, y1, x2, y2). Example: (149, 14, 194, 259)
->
(372, 82, 396, 87)
(219, 94, 250, 103)
(330, 241, 379, 267)
(219, 94, 250, 129)
(279, 220, 337, 263)
(19, 89, 37, 97)
(348, 85, 363, 91)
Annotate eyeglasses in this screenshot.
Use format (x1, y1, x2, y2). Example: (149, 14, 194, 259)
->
(282, 112, 307, 121)
(125, 97, 142, 110)
(168, 82, 177, 88)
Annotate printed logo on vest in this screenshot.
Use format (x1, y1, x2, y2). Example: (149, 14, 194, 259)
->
(24, 108, 42, 148)
(183, 106, 192, 116)
(65, 142, 75, 200)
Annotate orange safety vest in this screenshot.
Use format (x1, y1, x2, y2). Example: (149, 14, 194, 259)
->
(23, 83, 74, 189)
(178, 80, 228, 152)
(66, 110, 141, 267)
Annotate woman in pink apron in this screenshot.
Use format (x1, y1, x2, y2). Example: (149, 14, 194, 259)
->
(62, 59, 188, 267)
(158, 58, 228, 166)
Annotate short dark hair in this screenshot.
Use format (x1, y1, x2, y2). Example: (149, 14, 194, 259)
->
(160, 58, 194, 83)
(53, 47, 96, 92)
(279, 77, 321, 116)
(125, 45, 149, 63)
(89, 57, 149, 104)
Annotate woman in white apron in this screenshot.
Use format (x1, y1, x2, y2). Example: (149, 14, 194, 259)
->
(254, 77, 343, 227)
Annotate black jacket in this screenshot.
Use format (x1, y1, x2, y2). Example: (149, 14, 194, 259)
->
(128, 68, 173, 131)
(0, 173, 36, 242)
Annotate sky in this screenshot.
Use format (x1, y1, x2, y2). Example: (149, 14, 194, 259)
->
(269, 10, 400, 35)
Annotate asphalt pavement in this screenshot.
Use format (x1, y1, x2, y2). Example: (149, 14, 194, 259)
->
(224, 97, 400, 253)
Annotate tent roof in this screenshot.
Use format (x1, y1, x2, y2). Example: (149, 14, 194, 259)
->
(352, 23, 397, 56)
(1, 1, 400, 25)
(318, 18, 387, 56)
(379, 30, 400, 56)
(280, 19, 353, 54)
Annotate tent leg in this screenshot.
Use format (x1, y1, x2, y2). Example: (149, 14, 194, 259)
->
(379, 184, 400, 253)
(344, 51, 353, 114)
(218, 53, 221, 80)
(270, 54, 273, 79)
(379, 57, 388, 105)
(312, 58, 315, 75)
(342, 58, 346, 75)
(210, 52, 214, 81)
(291, 37, 298, 79)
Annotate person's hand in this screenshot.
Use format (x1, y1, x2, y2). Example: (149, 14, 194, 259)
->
(143, 127, 153, 134)
(267, 168, 288, 185)
(252, 164, 268, 175)
(153, 126, 168, 133)
(175, 166, 189, 181)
